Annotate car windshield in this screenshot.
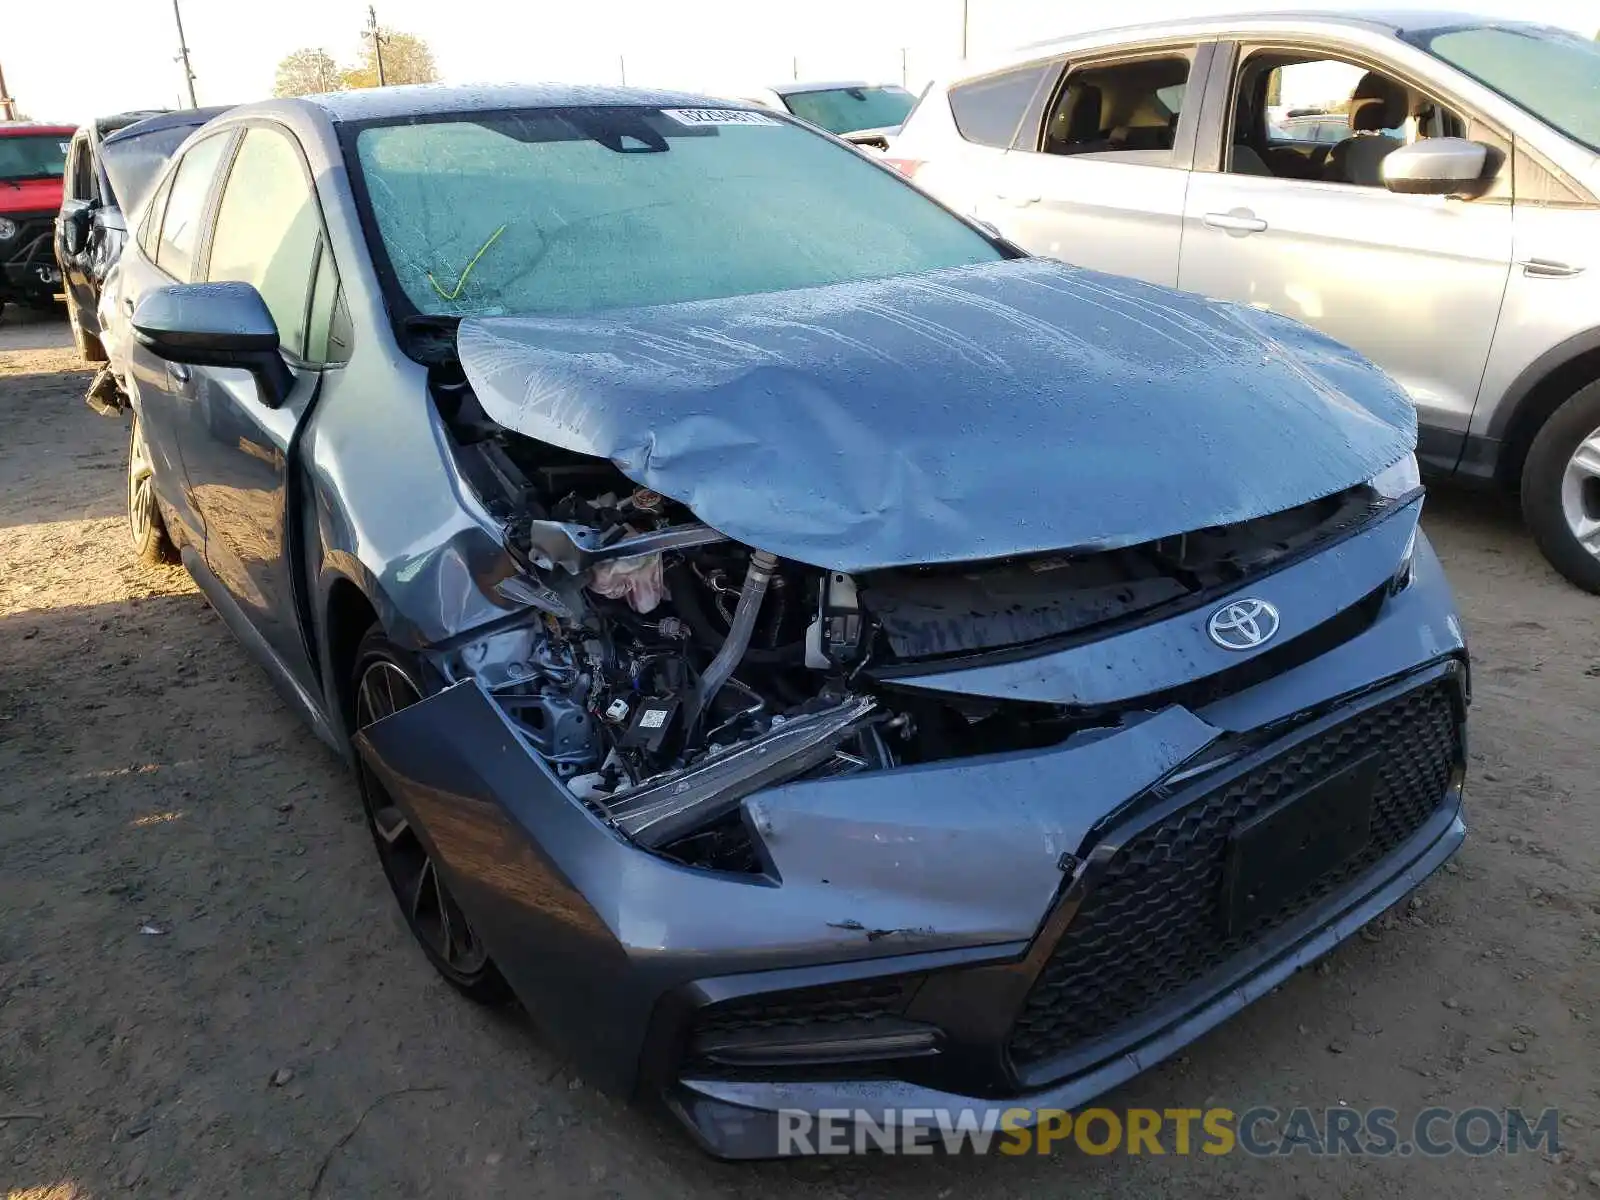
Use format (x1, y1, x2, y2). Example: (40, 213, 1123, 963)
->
(1404, 23, 1600, 153)
(0, 133, 70, 183)
(781, 86, 916, 134)
(102, 123, 205, 212)
(349, 105, 1001, 319)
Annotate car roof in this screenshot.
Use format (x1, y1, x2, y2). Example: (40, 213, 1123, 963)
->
(102, 106, 235, 147)
(278, 82, 732, 124)
(1010, 8, 1523, 57)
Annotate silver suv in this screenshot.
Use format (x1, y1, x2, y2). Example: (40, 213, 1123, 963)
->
(891, 12, 1600, 591)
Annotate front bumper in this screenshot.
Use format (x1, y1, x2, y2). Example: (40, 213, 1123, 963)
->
(0, 211, 61, 302)
(356, 522, 1467, 1157)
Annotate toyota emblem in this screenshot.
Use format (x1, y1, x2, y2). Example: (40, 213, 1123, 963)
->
(1207, 598, 1281, 651)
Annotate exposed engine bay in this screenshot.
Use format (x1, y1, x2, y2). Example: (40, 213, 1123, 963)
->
(433, 376, 1386, 871)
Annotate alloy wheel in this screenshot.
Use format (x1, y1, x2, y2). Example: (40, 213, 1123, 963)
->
(128, 416, 157, 546)
(354, 659, 490, 977)
(1560, 425, 1600, 560)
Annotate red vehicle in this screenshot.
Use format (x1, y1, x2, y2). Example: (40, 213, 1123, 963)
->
(0, 122, 74, 319)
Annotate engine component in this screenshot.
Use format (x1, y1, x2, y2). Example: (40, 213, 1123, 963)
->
(621, 696, 681, 755)
(604, 698, 631, 724)
(685, 550, 779, 734)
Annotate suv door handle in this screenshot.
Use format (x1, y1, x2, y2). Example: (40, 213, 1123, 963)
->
(1519, 258, 1584, 278)
(1203, 211, 1268, 234)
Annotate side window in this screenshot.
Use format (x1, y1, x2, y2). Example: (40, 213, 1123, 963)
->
(66, 135, 93, 201)
(304, 241, 352, 364)
(205, 126, 322, 359)
(1042, 55, 1192, 159)
(948, 63, 1054, 149)
(138, 172, 175, 260)
(1229, 52, 1463, 186)
(155, 132, 230, 280)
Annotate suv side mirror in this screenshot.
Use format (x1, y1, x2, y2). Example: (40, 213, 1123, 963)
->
(131, 282, 293, 408)
(1381, 138, 1494, 199)
(60, 199, 94, 256)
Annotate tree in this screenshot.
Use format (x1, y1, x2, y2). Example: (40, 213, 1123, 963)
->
(273, 48, 346, 97)
(342, 30, 439, 89)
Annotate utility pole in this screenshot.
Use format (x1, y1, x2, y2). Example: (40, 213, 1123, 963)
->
(619, 55, 627, 86)
(172, 0, 198, 108)
(901, 47, 908, 88)
(0, 60, 16, 121)
(961, 0, 970, 59)
(792, 55, 799, 82)
(366, 5, 390, 87)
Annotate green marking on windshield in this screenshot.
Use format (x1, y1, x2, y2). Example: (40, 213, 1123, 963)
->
(427, 224, 507, 302)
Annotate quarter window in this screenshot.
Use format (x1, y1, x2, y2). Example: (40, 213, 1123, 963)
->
(155, 132, 230, 281)
(948, 64, 1054, 148)
(206, 126, 322, 357)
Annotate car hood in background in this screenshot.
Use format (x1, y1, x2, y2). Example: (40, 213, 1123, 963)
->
(457, 258, 1415, 573)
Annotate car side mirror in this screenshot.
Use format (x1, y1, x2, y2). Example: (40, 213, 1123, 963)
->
(131, 282, 293, 408)
(1381, 137, 1494, 199)
(60, 199, 93, 255)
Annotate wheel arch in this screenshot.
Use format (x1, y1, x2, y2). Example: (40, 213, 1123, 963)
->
(1489, 330, 1600, 492)
(321, 571, 380, 747)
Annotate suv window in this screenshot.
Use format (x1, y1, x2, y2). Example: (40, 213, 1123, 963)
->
(1043, 56, 1191, 158)
(155, 132, 230, 280)
(1226, 52, 1461, 186)
(206, 127, 322, 358)
(949, 63, 1054, 148)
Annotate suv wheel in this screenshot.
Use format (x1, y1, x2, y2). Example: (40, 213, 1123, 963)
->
(1522, 379, 1600, 593)
(350, 626, 511, 1004)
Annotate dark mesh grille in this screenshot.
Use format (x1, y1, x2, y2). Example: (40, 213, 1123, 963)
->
(1009, 682, 1458, 1069)
(692, 977, 918, 1040)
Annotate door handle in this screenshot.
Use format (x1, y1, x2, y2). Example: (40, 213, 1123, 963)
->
(1203, 211, 1268, 234)
(169, 363, 191, 384)
(1519, 258, 1584, 278)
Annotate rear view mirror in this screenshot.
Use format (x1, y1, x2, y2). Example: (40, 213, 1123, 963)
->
(131, 281, 293, 408)
(1381, 138, 1493, 199)
(60, 199, 93, 256)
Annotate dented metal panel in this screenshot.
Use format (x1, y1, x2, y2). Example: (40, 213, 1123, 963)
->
(353, 679, 1219, 1091)
(458, 257, 1416, 572)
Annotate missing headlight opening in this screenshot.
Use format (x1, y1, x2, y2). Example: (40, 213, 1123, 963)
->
(430, 370, 1398, 871)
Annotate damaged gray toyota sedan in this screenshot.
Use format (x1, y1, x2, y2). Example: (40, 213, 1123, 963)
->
(110, 84, 1467, 1157)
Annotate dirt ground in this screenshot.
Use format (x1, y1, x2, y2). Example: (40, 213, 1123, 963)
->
(1, 308, 1596, 1199)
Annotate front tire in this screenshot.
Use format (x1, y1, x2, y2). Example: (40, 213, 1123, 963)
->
(351, 627, 511, 1004)
(128, 412, 178, 565)
(1522, 380, 1600, 594)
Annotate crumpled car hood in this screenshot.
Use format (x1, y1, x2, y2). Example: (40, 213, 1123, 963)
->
(457, 258, 1415, 572)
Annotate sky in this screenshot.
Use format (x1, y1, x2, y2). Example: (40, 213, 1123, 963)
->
(5, 0, 1598, 125)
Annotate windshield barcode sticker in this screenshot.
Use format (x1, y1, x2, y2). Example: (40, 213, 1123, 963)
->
(662, 108, 780, 127)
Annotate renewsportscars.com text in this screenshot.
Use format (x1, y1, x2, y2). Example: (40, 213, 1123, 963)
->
(777, 1106, 1561, 1157)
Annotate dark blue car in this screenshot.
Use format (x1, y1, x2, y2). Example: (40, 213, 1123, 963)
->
(106, 83, 1467, 1158)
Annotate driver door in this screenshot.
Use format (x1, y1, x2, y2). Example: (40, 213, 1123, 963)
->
(173, 122, 344, 700)
(56, 131, 102, 337)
